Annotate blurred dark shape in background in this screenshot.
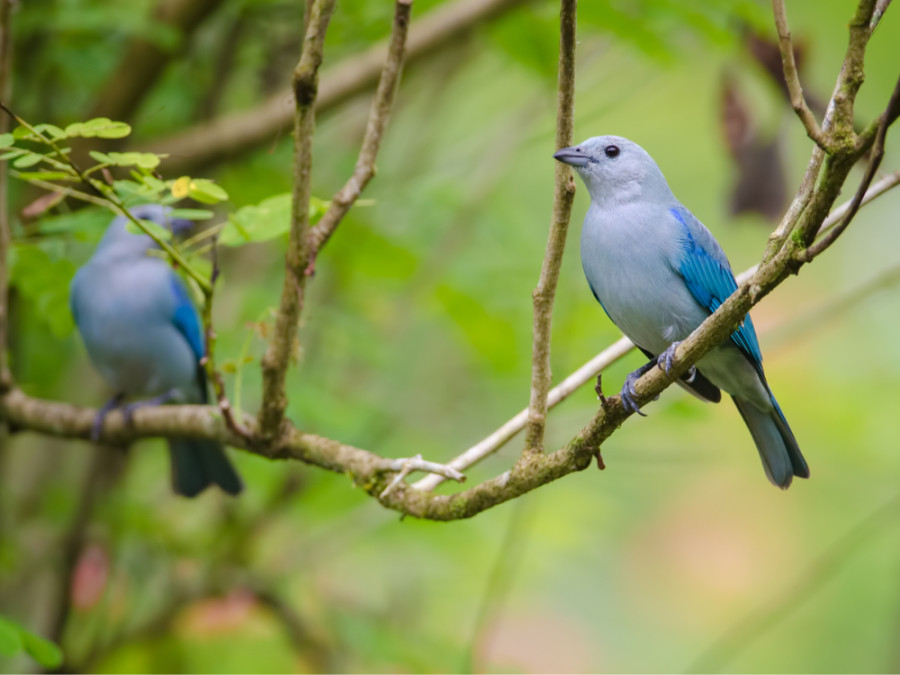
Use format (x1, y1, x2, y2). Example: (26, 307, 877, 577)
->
(720, 27, 827, 222)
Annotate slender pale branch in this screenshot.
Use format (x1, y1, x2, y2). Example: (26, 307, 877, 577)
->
(258, 0, 336, 438)
(771, 0, 829, 149)
(523, 0, 577, 455)
(201, 244, 254, 441)
(9, 173, 111, 209)
(307, 0, 413, 266)
(414, 337, 633, 491)
(0, 0, 12, 389)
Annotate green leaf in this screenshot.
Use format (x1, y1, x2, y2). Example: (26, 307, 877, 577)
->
(66, 118, 131, 139)
(113, 179, 143, 198)
(20, 630, 63, 669)
(139, 174, 167, 193)
(0, 616, 23, 657)
(0, 149, 25, 161)
(187, 178, 228, 204)
(115, 178, 168, 201)
(16, 171, 74, 181)
(12, 153, 44, 168)
(33, 123, 66, 140)
(89, 150, 112, 164)
(12, 125, 33, 140)
(219, 192, 291, 246)
(169, 208, 214, 221)
(0, 132, 14, 148)
(106, 151, 160, 169)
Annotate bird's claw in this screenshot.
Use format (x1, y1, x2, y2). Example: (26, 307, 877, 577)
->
(120, 390, 178, 427)
(91, 393, 125, 443)
(620, 371, 647, 417)
(90, 413, 105, 443)
(656, 341, 695, 382)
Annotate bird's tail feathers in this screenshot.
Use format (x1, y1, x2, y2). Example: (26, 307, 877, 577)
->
(732, 394, 809, 489)
(168, 439, 243, 497)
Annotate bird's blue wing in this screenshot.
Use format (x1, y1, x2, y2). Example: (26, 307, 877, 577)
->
(668, 206, 763, 369)
(168, 274, 205, 362)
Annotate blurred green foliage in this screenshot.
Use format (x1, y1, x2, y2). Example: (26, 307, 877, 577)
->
(2, 0, 900, 673)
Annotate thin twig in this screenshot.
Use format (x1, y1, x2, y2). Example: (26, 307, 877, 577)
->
(380, 453, 466, 499)
(0, 102, 213, 294)
(0, 0, 12, 390)
(771, 0, 829, 149)
(201, 239, 254, 442)
(306, 0, 413, 272)
(871, 0, 893, 30)
(258, 0, 336, 438)
(10, 173, 112, 209)
(413, 337, 634, 491)
(523, 0, 577, 455)
(802, 73, 900, 260)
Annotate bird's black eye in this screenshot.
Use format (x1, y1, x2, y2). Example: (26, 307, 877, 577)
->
(604, 145, 620, 158)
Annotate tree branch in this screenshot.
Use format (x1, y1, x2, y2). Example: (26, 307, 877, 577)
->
(201, 243, 253, 441)
(523, 0, 577, 455)
(0, 0, 12, 390)
(258, 0, 336, 438)
(802, 72, 900, 260)
(134, 0, 528, 174)
(771, 0, 830, 149)
(306, 0, 413, 269)
(413, 337, 634, 492)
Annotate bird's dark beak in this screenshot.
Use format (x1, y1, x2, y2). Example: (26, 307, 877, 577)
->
(553, 146, 590, 167)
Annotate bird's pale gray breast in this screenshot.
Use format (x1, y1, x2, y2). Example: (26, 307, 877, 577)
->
(580, 201, 708, 355)
(72, 258, 198, 397)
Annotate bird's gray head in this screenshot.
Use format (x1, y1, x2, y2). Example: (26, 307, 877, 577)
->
(96, 204, 193, 261)
(553, 135, 673, 206)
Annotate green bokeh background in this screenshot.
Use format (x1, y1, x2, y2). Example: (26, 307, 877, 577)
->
(2, 0, 900, 672)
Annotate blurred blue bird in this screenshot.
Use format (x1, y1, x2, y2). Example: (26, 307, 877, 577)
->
(554, 136, 809, 488)
(70, 204, 243, 497)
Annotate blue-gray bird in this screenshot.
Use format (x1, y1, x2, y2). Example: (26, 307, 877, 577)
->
(554, 135, 809, 488)
(70, 204, 243, 497)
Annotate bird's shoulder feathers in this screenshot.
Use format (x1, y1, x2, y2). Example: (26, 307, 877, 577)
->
(667, 205, 763, 368)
